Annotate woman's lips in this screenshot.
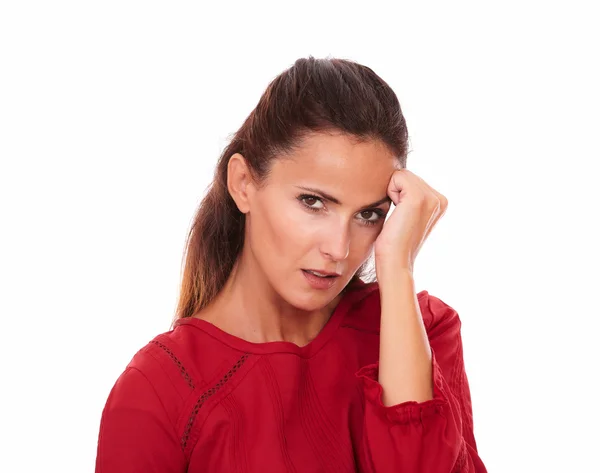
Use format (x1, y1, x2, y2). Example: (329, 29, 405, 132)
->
(301, 269, 339, 290)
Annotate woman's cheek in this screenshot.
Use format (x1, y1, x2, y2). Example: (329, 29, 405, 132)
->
(356, 229, 378, 254)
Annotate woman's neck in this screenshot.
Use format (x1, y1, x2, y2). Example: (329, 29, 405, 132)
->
(194, 254, 342, 346)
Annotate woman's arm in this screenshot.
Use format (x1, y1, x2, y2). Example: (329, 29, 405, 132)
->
(377, 267, 433, 405)
(355, 287, 488, 473)
(95, 365, 187, 473)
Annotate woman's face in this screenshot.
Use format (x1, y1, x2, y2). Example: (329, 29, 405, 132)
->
(232, 131, 399, 310)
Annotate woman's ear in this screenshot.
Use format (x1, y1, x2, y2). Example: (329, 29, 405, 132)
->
(227, 153, 254, 214)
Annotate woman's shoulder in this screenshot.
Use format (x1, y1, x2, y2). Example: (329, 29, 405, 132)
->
(101, 321, 247, 431)
(99, 323, 252, 465)
(124, 320, 244, 395)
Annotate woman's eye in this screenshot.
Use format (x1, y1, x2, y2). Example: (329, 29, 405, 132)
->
(298, 194, 384, 224)
(300, 195, 324, 210)
(358, 209, 384, 225)
(360, 210, 377, 220)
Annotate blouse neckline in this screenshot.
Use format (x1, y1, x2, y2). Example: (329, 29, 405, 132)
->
(173, 279, 378, 358)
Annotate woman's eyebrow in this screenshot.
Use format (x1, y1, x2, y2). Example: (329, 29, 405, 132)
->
(296, 186, 391, 208)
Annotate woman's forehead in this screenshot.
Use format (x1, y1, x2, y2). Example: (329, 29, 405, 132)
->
(272, 133, 397, 181)
(266, 134, 397, 204)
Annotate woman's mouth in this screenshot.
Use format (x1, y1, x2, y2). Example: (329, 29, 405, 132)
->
(301, 269, 339, 290)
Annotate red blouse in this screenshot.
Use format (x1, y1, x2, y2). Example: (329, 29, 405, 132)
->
(95, 279, 487, 472)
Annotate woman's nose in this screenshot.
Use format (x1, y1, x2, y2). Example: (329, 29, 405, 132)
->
(321, 225, 350, 261)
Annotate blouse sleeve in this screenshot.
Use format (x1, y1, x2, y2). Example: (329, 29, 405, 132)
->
(95, 366, 187, 473)
(354, 293, 488, 473)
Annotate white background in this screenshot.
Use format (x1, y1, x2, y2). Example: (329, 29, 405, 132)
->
(1, 1, 598, 471)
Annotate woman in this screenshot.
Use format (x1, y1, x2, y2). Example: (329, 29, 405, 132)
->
(95, 56, 487, 472)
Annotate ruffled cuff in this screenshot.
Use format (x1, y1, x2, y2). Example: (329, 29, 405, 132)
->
(355, 347, 450, 425)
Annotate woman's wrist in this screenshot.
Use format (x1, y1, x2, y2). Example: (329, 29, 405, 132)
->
(376, 261, 414, 289)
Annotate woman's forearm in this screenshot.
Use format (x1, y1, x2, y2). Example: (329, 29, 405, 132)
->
(377, 267, 433, 406)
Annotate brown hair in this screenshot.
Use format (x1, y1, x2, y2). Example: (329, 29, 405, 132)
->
(173, 55, 410, 323)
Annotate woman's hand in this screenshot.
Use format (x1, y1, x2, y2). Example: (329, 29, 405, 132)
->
(374, 169, 448, 275)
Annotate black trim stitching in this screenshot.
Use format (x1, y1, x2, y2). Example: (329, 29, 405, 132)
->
(150, 340, 195, 390)
(181, 354, 249, 450)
